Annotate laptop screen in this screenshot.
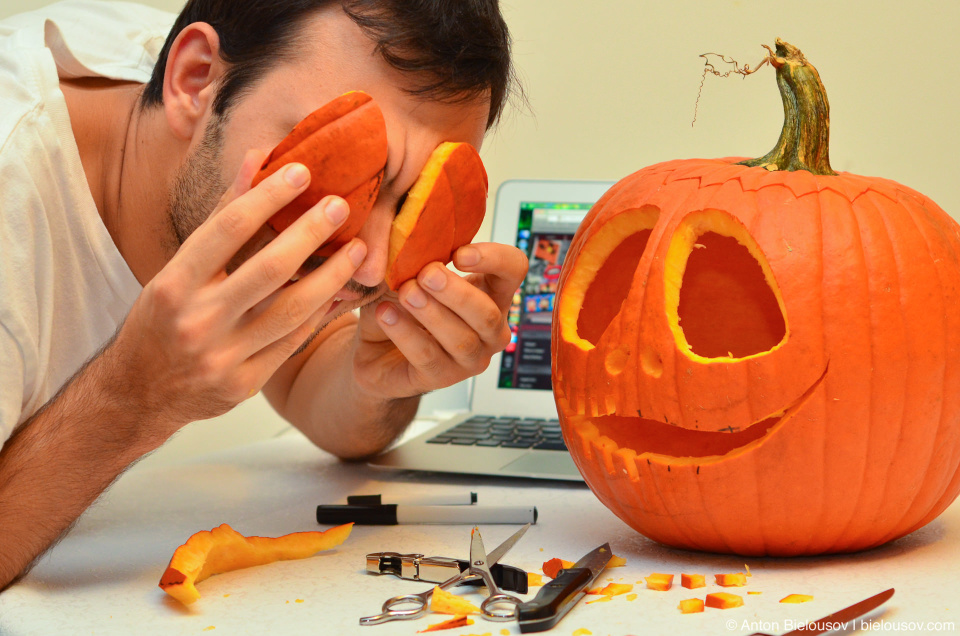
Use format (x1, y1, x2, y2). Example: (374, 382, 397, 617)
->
(496, 201, 594, 390)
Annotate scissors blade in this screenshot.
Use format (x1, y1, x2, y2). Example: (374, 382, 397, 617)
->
(470, 526, 490, 573)
(485, 523, 531, 566)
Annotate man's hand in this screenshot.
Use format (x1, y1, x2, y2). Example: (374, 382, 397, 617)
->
(355, 242, 528, 399)
(112, 151, 366, 432)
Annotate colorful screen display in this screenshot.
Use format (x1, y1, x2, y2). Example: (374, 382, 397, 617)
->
(497, 202, 593, 389)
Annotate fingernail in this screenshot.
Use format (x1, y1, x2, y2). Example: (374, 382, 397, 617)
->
(405, 284, 428, 308)
(324, 198, 349, 225)
(457, 245, 480, 267)
(379, 303, 398, 326)
(284, 163, 309, 187)
(421, 266, 446, 291)
(347, 239, 367, 266)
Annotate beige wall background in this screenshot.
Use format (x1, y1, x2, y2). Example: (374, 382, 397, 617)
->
(5, 0, 958, 458)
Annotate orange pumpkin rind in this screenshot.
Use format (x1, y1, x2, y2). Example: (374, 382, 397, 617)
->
(158, 522, 352, 605)
(252, 91, 388, 257)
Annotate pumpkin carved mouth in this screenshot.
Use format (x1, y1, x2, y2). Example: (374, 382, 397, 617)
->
(578, 364, 827, 465)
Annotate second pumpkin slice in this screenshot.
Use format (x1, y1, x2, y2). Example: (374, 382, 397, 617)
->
(386, 142, 488, 290)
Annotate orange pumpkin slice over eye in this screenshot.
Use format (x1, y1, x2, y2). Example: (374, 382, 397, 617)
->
(158, 523, 353, 605)
(385, 141, 488, 291)
(251, 91, 388, 257)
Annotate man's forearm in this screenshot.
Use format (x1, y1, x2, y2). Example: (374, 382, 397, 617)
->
(0, 351, 171, 590)
(276, 322, 420, 459)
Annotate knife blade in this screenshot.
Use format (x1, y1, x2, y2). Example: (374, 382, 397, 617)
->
(778, 587, 894, 636)
(516, 543, 612, 633)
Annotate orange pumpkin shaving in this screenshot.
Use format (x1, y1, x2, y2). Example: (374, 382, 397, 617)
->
(780, 594, 814, 603)
(527, 572, 545, 587)
(607, 554, 627, 567)
(678, 598, 705, 614)
(705, 592, 744, 609)
(430, 586, 480, 615)
(645, 573, 674, 591)
(417, 615, 475, 632)
(681, 573, 705, 589)
(158, 523, 352, 605)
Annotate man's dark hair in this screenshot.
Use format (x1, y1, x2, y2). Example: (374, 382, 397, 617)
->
(139, 0, 516, 128)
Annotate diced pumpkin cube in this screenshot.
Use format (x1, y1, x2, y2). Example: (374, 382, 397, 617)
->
(780, 594, 814, 603)
(645, 573, 674, 591)
(705, 592, 744, 609)
(681, 573, 706, 589)
(714, 572, 748, 587)
(678, 598, 705, 614)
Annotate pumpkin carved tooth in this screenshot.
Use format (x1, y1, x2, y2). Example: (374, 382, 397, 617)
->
(552, 38, 960, 556)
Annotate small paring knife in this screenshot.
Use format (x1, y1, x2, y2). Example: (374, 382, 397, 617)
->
(749, 588, 895, 636)
(516, 543, 612, 633)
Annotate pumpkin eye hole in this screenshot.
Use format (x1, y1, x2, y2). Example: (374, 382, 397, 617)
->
(667, 213, 787, 360)
(557, 205, 659, 351)
(577, 229, 653, 344)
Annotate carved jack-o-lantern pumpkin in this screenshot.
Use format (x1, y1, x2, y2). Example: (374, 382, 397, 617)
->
(552, 40, 960, 555)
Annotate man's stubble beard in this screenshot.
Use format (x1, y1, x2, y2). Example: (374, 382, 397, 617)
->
(168, 115, 228, 250)
(165, 114, 384, 357)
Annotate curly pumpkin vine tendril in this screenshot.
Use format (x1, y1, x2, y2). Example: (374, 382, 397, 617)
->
(691, 47, 774, 127)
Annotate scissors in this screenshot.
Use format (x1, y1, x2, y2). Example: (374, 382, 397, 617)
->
(359, 523, 530, 626)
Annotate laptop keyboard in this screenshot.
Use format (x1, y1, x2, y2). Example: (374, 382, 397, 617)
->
(426, 415, 568, 451)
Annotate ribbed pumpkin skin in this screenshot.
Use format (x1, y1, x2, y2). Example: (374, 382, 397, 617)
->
(552, 157, 960, 555)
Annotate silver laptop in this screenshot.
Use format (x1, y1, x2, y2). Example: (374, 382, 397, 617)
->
(368, 179, 615, 481)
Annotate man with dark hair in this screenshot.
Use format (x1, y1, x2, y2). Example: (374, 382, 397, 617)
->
(0, 0, 526, 590)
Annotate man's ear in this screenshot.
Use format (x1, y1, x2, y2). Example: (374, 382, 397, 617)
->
(162, 22, 224, 140)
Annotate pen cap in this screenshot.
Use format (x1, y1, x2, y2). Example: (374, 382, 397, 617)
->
(316, 504, 398, 525)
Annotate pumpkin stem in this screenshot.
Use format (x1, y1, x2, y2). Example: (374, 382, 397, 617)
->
(740, 39, 837, 176)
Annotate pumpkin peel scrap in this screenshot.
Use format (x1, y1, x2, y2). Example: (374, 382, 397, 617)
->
(158, 523, 352, 605)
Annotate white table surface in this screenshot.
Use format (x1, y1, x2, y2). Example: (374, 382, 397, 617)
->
(1, 426, 957, 636)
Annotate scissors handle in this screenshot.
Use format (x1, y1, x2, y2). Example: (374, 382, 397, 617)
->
(481, 592, 521, 621)
(359, 591, 431, 626)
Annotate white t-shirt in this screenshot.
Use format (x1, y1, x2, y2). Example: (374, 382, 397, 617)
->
(0, 1, 174, 445)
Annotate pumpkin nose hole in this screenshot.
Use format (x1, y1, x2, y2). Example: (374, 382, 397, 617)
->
(678, 231, 786, 358)
(640, 347, 663, 378)
(576, 230, 652, 345)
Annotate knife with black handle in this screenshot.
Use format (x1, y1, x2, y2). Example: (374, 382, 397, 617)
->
(516, 543, 612, 633)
